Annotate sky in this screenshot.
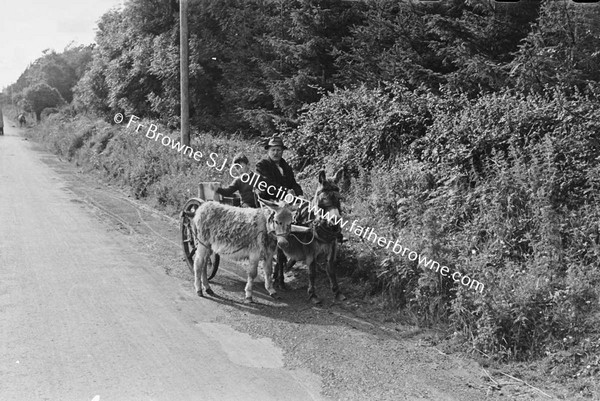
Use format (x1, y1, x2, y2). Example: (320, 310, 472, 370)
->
(0, 0, 126, 90)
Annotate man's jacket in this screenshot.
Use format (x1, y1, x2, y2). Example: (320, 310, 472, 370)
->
(255, 157, 303, 201)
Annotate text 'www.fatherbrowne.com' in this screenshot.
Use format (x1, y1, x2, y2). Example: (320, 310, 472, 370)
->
(304, 203, 485, 294)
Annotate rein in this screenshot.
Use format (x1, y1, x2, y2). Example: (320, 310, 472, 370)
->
(290, 227, 316, 245)
(289, 221, 338, 246)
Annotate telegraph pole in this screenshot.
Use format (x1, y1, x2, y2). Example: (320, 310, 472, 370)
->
(180, 0, 190, 146)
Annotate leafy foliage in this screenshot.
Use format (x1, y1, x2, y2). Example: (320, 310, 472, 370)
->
(23, 83, 65, 121)
(4, 45, 92, 112)
(284, 84, 433, 173)
(509, 1, 600, 94)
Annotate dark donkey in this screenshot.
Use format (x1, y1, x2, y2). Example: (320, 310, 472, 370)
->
(276, 169, 347, 304)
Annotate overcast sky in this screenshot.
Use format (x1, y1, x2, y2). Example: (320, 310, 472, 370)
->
(0, 0, 125, 89)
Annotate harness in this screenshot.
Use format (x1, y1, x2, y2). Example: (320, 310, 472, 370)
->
(289, 188, 342, 246)
(289, 219, 340, 246)
(313, 220, 341, 243)
(289, 226, 316, 245)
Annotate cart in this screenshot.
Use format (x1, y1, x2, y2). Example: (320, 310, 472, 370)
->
(180, 182, 311, 282)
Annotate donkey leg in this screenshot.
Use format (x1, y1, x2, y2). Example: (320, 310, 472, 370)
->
(327, 242, 346, 301)
(244, 258, 259, 303)
(193, 252, 203, 297)
(326, 257, 346, 301)
(307, 258, 322, 305)
(274, 248, 287, 290)
(286, 259, 297, 270)
(203, 249, 215, 296)
(272, 250, 280, 285)
(194, 245, 210, 297)
(263, 251, 279, 299)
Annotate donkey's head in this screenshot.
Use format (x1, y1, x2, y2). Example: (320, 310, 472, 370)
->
(263, 200, 296, 248)
(313, 168, 345, 223)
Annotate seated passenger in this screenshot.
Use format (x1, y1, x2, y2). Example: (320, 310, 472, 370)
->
(255, 135, 303, 202)
(216, 153, 257, 208)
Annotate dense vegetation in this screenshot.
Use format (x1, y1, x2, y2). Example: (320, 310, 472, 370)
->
(3, 0, 600, 390)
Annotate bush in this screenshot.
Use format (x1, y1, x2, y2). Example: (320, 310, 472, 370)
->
(41, 107, 60, 120)
(284, 84, 433, 175)
(282, 84, 600, 365)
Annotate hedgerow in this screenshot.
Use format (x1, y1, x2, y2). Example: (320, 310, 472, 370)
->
(25, 83, 600, 382)
(286, 84, 600, 369)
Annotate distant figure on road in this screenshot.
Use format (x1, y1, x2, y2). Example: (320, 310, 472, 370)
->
(0, 108, 4, 135)
(18, 113, 26, 128)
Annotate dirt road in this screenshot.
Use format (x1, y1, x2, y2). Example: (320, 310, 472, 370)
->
(0, 122, 552, 400)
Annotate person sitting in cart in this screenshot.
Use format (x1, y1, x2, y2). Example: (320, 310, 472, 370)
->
(256, 134, 311, 223)
(215, 153, 257, 208)
(257, 134, 345, 242)
(255, 135, 304, 202)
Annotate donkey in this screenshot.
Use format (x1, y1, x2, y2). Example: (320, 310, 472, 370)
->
(276, 169, 347, 304)
(187, 199, 295, 303)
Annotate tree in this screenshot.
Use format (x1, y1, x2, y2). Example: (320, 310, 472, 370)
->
(257, 0, 360, 120)
(509, 0, 600, 95)
(335, 0, 540, 95)
(23, 83, 65, 121)
(5, 46, 93, 105)
(72, 53, 111, 115)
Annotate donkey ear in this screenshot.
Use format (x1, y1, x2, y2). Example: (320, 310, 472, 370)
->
(333, 167, 344, 184)
(318, 170, 326, 184)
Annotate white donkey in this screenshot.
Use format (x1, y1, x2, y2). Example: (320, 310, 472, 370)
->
(187, 199, 295, 303)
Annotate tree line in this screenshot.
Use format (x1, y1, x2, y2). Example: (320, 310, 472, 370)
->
(8, 0, 598, 131)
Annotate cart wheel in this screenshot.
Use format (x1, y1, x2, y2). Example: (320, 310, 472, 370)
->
(180, 198, 219, 281)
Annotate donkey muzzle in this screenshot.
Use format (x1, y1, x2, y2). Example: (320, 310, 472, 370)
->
(276, 237, 289, 248)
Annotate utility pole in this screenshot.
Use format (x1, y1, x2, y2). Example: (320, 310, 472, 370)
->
(180, 0, 190, 146)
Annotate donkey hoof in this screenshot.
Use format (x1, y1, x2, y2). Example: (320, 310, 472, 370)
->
(196, 290, 203, 297)
(335, 293, 347, 302)
(308, 295, 322, 305)
(244, 297, 255, 304)
(270, 292, 281, 300)
(206, 288, 215, 296)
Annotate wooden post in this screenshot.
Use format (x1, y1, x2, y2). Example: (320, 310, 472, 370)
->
(180, 0, 190, 146)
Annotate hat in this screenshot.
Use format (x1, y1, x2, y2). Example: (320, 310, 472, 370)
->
(264, 135, 288, 150)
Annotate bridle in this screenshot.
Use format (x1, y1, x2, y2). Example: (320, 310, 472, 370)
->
(289, 184, 342, 245)
(314, 184, 342, 215)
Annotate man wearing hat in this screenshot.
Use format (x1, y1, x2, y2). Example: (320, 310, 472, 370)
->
(255, 135, 303, 202)
(256, 135, 305, 290)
